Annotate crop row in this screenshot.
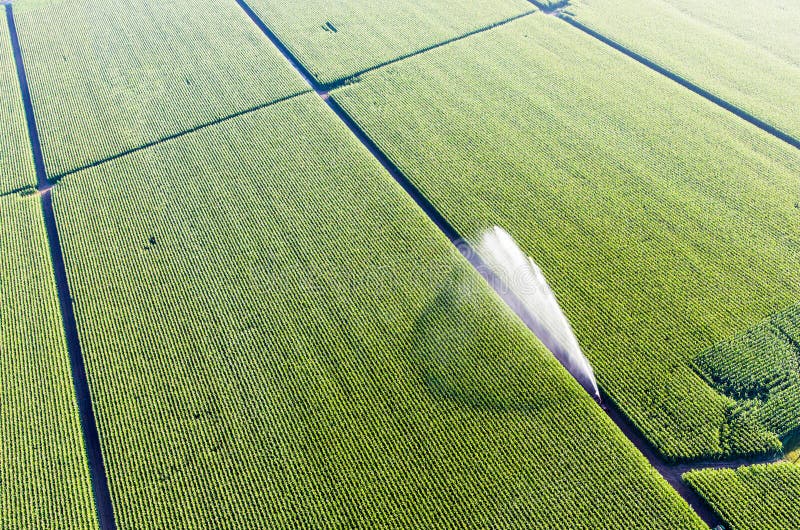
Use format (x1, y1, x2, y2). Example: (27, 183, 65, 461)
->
(51, 93, 704, 528)
(330, 14, 800, 460)
(0, 19, 35, 193)
(565, 0, 800, 140)
(695, 326, 797, 401)
(242, 0, 534, 85)
(13, 0, 309, 177)
(695, 304, 800, 442)
(684, 462, 800, 530)
(0, 195, 97, 529)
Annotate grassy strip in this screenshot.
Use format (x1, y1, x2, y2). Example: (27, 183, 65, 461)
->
(330, 14, 800, 460)
(53, 93, 704, 528)
(0, 195, 97, 528)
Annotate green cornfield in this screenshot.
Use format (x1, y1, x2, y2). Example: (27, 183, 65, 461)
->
(51, 93, 704, 528)
(331, 14, 800, 461)
(13, 0, 309, 177)
(0, 195, 97, 529)
(684, 462, 800, 530)
(694, 304, 800, 447)
(0, 21, 34, 193)
(3, 0, 797, 526)
(566, 0, 800, 139)
(242, 0, 534, 84)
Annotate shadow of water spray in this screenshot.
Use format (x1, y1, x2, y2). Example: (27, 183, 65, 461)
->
(465, 226, 601, 401)
(413, 264, 564, 414)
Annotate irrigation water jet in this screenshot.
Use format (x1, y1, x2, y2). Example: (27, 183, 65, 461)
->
(471, 226, 601, 401)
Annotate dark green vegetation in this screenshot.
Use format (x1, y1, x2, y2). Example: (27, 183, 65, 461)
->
(0, 195, 97, 528)
(695, 304, 800, 452)
(51, 93, 704, 528)
(13, 0, 309, 176)
(241, 0, 534, 84)
(331, 14, 800, 461)
(0, 22, 34, 192)
(684, 462, 800, 530)
(566, 0, 800, 140)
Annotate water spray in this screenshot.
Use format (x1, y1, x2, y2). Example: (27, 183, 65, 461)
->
(464, 226, 601, 401)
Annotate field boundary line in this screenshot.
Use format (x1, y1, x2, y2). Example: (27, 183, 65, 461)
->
(231, 0, 606, 364)
(557, 15, 800, 151)
(233, 0, 536, 92)
(233, 0, 319, 89)
(5, 4, 117, 529)
(5, 4, 46, 190)
(232, 0, 480, 244)
(325, 10, 537, 90)
(0, 184, 35, 198)
(52, 90, 310, 182)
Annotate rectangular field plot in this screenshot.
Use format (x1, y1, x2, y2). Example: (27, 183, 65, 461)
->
(0, 20, 35, 193)
(0, 195, 97, 529)
(241, 0, 534, 85)
(565, 0, 800, 141)
(52, 93, 703, 529)
(684, 462, 800, 530)
(331, 15, 800, 461)
(13, 0, 309, 177)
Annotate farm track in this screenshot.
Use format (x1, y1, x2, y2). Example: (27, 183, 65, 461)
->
(0, 184, 34, 198)
(232, 1, 545, 301)
(322, 10, 536, 91)
(233, 2, 789, 527)
(233, 0, 555, 357)
(5, 4, 117, 529)
(234, 0, 538, 93)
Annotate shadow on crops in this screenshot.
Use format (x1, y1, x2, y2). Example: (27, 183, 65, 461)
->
(412, 266, 551, 415)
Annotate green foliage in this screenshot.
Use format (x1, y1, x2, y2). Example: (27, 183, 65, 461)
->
(567, 0, 800, 139)
(331, 14, 800, 460)
(696, 325, 797, 402)
(684, 462, 800, 530)
(717, 403, 781, 458)
(241, 0, 534, 84)
(0, 22, 35, 193)
(52, 94, 704, 528)
(13, 0, 310, 177)
(695, 304, 800, 442)
(784, 431, 800, 463)
(0, 195, 97, 528)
